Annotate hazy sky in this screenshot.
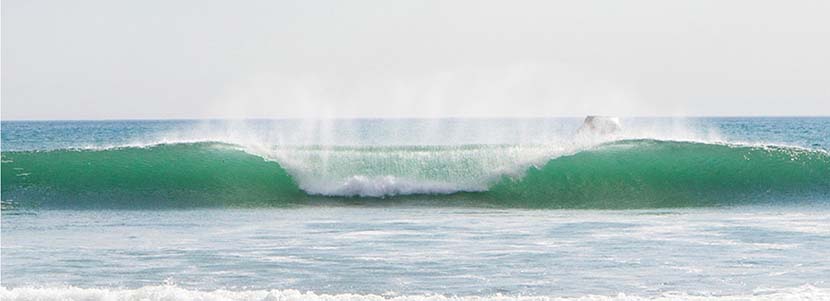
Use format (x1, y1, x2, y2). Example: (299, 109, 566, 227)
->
(2, 0, 829, 120)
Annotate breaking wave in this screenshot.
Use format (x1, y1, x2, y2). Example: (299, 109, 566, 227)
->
(2, 139, 828, 209)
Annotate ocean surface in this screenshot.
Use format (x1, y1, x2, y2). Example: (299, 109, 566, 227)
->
(2, 117, 830, 300)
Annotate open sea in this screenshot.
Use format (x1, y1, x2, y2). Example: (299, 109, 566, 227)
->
(2, 117, 829, 300)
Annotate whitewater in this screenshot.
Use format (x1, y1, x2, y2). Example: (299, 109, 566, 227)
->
(2, 117, 830, 300)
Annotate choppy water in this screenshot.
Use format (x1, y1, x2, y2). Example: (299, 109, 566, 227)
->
(2, 117, 829, 300)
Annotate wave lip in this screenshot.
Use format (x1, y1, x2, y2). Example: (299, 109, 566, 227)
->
(2, 285, 829, 301)
(2, 140, 829, 209)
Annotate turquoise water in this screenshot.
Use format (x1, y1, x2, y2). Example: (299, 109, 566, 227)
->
(2, 118, 830, 300)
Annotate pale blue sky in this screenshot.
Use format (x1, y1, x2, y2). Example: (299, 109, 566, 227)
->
(2, 0, 829, 120)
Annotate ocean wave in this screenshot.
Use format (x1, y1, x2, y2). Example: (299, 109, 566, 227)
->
(2, 285, 828, 301)
(484, 139, 830, 208)
(2, 140, 828, 209)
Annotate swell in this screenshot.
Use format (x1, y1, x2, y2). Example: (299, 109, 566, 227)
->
(1, 140, 828, 209)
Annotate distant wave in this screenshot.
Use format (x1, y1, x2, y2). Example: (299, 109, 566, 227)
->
(2, 139, 828, 209)
(2, 285, 828, 301)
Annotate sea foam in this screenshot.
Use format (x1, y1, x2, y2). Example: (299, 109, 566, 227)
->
(2, 285, 829, 301)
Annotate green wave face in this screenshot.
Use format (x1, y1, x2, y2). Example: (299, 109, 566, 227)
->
(2, 140, 829, 209)
(485, 140, 830, 208)
(1, 143, 304, 208)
